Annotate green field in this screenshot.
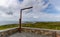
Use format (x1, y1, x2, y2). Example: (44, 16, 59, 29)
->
(0, 24, 18, 30)
(0, 22, 60, 30)
(22, 22, 60, 30)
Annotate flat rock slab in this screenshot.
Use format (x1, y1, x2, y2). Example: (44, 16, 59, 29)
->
(9, 32, 51, 37)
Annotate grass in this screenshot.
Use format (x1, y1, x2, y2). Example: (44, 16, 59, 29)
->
(22, 22, 60, 30)
(0, 24, 18, 30)
(0, 22, 60, 30)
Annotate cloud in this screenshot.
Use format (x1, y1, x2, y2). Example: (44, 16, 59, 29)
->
(0, 0, 19, 22)
(49, 0, 60, 11)
(0, 0, 60, 25)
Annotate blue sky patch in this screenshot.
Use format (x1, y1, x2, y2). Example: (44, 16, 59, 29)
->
(19, 0, 23, 2)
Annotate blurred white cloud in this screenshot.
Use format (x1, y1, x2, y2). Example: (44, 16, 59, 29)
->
(0, 0, 60, 25)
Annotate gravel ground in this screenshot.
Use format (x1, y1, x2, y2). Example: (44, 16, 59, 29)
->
(9, 32, 51, 37)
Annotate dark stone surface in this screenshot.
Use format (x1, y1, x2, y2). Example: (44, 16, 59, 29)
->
(0, 28, 18, 37)
(0, 27, 59, 37)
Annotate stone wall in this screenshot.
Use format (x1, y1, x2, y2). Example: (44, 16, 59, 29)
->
(56, 31, 60, 37)
(22, 27, 56, 37)
(0, 28, 18, 37)
(0, 27, 60, 37)
(22, 27, 60, 37)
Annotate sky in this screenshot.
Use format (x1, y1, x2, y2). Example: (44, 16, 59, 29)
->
(0, 0, 60, 25)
